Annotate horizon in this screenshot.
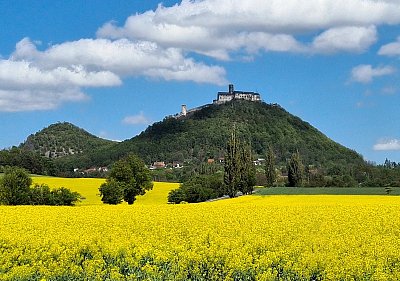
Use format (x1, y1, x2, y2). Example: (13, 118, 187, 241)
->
(1, 0, 400, 164)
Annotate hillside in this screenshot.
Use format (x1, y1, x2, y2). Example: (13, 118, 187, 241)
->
(57, 101, 364, 169)
(20, 122, 115, 158)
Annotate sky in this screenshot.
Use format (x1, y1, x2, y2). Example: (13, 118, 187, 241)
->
(0, 0, 400, 164)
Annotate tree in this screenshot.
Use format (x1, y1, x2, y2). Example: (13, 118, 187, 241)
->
(99, 180, 124, 205)
(265, 145, 276, 187)
(224, 127, 256, 197)
(0, 166, 32, 205)
(287, 151, 304, 187)
(0, 166, 81, 206)
(238, 141, 256, 195)
(224, 128, 241, 197)
(99, 154, 153, 205)
(168, 174, 224, 203)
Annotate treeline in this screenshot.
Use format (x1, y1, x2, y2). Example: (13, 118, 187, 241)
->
(0, 167, 81, 206)
(168, 129, 256, 203)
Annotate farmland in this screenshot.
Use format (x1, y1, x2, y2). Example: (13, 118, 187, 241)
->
(1, 188, 400, 280)
(31, 177, 179, 205)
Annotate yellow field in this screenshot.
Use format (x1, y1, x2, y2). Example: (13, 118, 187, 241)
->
(1, 194, 400, 280)
(31, 177, 180, 205)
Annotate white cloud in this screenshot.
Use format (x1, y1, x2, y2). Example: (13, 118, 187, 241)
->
(122, 112, 152, 125)
(350, 64, 396, 83)
(378, 36, 400, 56)
(97, 0, 400, 59)
(373, 139, 400, 151)
(0, 88, 87, 112)
(0, 37, 227, 112)
(311, 26, 377, 53)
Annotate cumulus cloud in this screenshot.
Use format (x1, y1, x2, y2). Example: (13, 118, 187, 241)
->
(122, 112, 152, 125)
(97, 0, 400, 59)
(350, 64, 396, 83)
(373, 139, 400, 151)
(378, 36, 400, 56)
(311, 26, 377, 53)
(0, 37, 227, 112)
(0, 88, 87, 112)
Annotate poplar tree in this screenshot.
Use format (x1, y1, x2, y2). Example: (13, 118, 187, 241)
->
(265, 145, 276, 187)
(287, 150, 304, 187)
(224, 128, 241, 197)
(224, 128, 256, 197)
(239, 141, 256, 195)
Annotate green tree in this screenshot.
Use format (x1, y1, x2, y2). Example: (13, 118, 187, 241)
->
(99, 180, 124, 205)
(0, 166, 32, 205)
(99, 154, 153, 205)
(168, 174, 224, 203)
(287, 151, 304, 187)
(224, 128, 241, 197)
(265, 145, 276, 187)
(239, 141, 256, 195)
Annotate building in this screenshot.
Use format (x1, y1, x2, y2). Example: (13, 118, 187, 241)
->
(213, 84, 261, 104)
(172, 84, 262, 119)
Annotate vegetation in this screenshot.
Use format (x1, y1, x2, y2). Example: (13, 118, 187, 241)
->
(0, 167, 81, 206)
(168, 174, 224, 203)
(20, 122, 115, 158)
(287, 150, 304, 187)
(1, 196, 400, 279)
(2, 101, 400, 187)
(264, 145, 276, 187)
(55, 101, 365, 171)
(256, 186, 400, 195)
(99, 154, 153, 205)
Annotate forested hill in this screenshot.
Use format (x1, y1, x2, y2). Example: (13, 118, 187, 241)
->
(57, 101, 364, 169)
(20, 122, 115, 158)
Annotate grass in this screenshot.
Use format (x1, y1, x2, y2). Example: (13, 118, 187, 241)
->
(31, 176, 180, 205)
(256, 186, 400, 195)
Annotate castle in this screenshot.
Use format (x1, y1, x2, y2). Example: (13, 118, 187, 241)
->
(213, 84, 261, 104)
(176, 84, 261, 118)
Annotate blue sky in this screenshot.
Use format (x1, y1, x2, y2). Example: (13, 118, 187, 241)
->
(0, 0, 400, 164)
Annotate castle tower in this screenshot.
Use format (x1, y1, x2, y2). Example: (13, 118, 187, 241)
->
(229, 84, 234, 94)
(181, 104, 187, 116)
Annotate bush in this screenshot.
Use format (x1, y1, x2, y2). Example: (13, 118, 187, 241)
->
(168, 174, 224, 204)
(0, 166, 32, 205)
(0, 166, 81, 206)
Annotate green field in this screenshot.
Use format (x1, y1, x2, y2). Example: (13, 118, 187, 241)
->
(256, 186, 400, 195)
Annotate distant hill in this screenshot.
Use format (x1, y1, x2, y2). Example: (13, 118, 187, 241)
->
(20, 122, 115, 158)
(56, 101, 364, 169)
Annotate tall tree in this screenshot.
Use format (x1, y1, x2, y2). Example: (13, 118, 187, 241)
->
(224, 127, 256, 197)
(99, 154, 153, 205)
(265, 145, 276, 187)
(224, 128, 241, 197)
(287, 150, 304, 187)
(239, 141, 256, 195)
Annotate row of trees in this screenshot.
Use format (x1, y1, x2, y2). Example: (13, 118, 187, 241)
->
(168, 128, 257, 203)
(0, 167, 81, 206)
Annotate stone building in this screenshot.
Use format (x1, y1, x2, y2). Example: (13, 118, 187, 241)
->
(213, 84, 261, 104)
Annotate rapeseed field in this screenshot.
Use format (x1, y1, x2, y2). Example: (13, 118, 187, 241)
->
(31, 177, 179, 205)
(1, 193, 400, 280)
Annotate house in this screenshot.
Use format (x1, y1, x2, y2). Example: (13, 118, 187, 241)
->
(153, 161, 166, 169)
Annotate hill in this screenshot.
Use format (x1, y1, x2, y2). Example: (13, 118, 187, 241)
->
(57, 101, 364, 170)
(20, 122, 115, 158)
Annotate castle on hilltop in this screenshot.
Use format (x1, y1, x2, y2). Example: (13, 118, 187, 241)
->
(175, 84, 261, 118)
(213, 84, 261, 104)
